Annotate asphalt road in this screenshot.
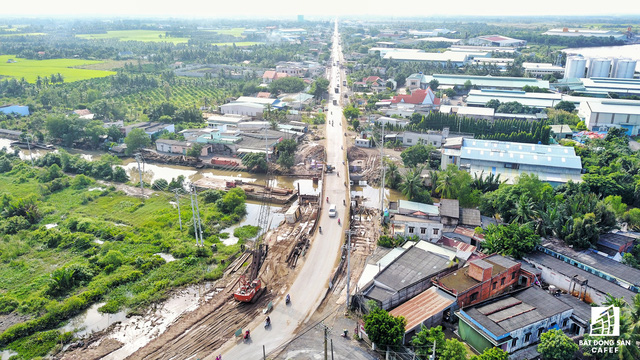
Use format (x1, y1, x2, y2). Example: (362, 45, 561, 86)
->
(216, 21, 349, 360)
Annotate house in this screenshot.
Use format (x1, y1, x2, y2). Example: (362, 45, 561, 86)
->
(550, 125, 573, 140)
(597, 232, 636, 261)
(122, 122, 175, 137)
(433, 254, 530, 309)
(441, 138, 583, 185)
(388, 287, 456, 342)
(401, 131, 446, 147)
(256, 92, 272, 98)
(156, 139, 210, 156)
(456, 287, 573, 354)
(376, 116, 410, 128)
(207, 114, 251, 128)
(537, 239, 640, 292)
(0, 105, 29, 116)
(391, 214, 443, 241)
(353, 76, 384, 91)
(436, 236, 479, 262)
(522, 62, 565, 78)
(523, 251, 637, 305)
(355, 137, 372, 148)
(380, 88, 439, 107)
(389, 200, 440, 219)
(262, 70, 289, 83)
(275, 62, 306, 77)
(361, 244, 458, 310)
(459, 208, 482, 228)
(439, 199, 459, 226)
(73, 109, 94, 120)
(578, 100, 640, 136)
(468, 35, 526, 47)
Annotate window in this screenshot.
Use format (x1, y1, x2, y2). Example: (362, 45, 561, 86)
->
(501, 277, 505, 286)
(420, 228, 426, 235)
(492, 282, 497, 290)
(550, 323, 557, 329)
(470, 292, 478, 301)
(511, 338, 518, 348)
(408, 227, 414, 234)
(407, 139, 413, 144)
(433, 229, 439, 235)
(525, 333, 531, 343)
(511, 273, 516, 280)
(537, 328, 544, 338)
(562, 319, 568, 328)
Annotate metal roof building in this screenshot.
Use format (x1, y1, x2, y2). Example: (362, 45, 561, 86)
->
(424, 75, 549, 90)
(465, 89, 561, 109)
(383, 51, 470, 66)
(578, 100, 640, 136)
(442, 138, 583, 185)
(457, 287, 573, 354)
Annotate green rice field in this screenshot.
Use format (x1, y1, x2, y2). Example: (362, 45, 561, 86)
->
(0, 55, 116, 83)
(206, 28, 245, 37)
(77, 30, 190, 44)
(0, 33, 47, 37)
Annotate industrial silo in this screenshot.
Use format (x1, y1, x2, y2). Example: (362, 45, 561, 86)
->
(587, 58, 612, 78)
(611, 59, 637, 78)
(564, 56, 587, 79)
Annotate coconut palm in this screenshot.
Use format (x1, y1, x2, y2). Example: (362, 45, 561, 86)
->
(435, 166, 456, 199)
(385, 159, 401, 190)
(512, 194, 537, 225)
(399, 166, 425, 201)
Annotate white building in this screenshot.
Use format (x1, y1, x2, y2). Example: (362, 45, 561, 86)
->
(543, 28, 625, 40)
(391, 215, 443, 241)
(377, 116, 409, 128)
(578, 100, 640, 135)
(219, 102, 265, 117)
(402, 131, 445, 147)
(467, 35, 526, 47)
(522, 63, 565, 77)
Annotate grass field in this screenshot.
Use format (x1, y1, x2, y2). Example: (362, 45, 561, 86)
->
(206, 28, 245, 37)
(0, 33, 47, 37)
(77, 30, 189, 44)
(0, 55, 116, 83)
(211, 41, 262, 47)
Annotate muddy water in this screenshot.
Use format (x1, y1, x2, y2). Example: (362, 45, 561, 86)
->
(103, 282, 220, 360)
(354, 184, 405, 209)
(61, 302, 128, 337)
(222, 202, 285, 245)
(0, 138, 102, 161)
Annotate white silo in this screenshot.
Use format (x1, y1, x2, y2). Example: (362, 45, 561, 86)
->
(611, 58, 637, 78)
(564, 56, 587, 79)
(587, 58, 612, 78)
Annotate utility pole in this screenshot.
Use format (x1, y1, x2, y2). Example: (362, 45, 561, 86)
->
(324, 326, 328, 360)
(173, 189, 182, 231)
(344, 230, 354, 310)
(24, 134, 34, 167)
(192, 185, 204, 245)
(189, 187, 199, 245)
(379, 122, 385, 225)
(331, 339, 334, 360)
(134, 153, 144, 195)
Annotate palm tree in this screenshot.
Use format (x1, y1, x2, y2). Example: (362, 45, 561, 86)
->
(399, 166, 425, 201)
(472, 170, 503, 192)
(513, 194, 536, 225)
(385, 159, 401, 190)
(603, 293, 629, 309)
(435, 167, 455, 199)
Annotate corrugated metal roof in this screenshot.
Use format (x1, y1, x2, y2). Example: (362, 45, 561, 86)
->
(440, 199, 460, 219)
(374, 246, 454, 291)
(460, 139, 582, 170)
(398, 200, 439, 215)
(389, 287, 455, 332)
(426, 75, 549, 89)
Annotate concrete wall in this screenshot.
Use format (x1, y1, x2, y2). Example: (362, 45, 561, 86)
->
(457, 264, 525, 308)
(399, 220, 443, 241)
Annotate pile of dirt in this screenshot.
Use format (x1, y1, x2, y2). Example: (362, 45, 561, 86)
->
(346, 146, 368, 162)
(285, 141, 325, 176)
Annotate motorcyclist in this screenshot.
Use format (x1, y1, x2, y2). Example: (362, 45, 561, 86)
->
(319, 226, 322, 233)
(326, 196, 329, 203)
(266, 316, 271, 326)
(338, 218, 341, 225)
(244, 329, 250, 339)
(286, 294, 291, 303)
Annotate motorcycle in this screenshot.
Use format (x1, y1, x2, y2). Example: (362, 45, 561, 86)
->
(319, 226, 322, 234)
(243, 330, 250, 341)
(285, 294, 291, 305)
(326, 196, 329, 203)
(338, 218, 341, 225)
(264, 317, 271, 329)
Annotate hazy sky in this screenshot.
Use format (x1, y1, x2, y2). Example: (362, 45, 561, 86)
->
(1, 0, 639, 18)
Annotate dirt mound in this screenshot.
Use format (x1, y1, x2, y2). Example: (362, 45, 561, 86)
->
(346, 146, 368, 162)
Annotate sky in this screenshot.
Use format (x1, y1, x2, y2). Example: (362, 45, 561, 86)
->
(1, 0, 640, 18)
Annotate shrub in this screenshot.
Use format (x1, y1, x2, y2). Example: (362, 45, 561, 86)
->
(71, 174, 94, 189)
(0, 216, 31, 235)
(0, 296, 19, 315)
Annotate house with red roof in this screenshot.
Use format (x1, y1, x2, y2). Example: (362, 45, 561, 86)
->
(262, 70, 289, 84)
(379, 88, 440, 107)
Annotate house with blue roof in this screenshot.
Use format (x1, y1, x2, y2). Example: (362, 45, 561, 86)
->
(442, 138, 583, 185)
(0, 105, 29, 116)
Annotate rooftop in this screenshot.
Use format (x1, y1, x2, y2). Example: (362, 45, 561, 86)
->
(389, 287, 455, 333)
(465, 89, 561, 108)
(459, 139, 583, 170)
(383, 51, 468, 63)
(373, 245, 454, 292)
(425, 75, 549, 89)
(393, 214, 442, 224)
(598, 232, 636, 249)
(539, 239, 640, 287)
(437, 254, 517, 294)
(461, 287, 572, 338)
(582, 100, 640, 116)
(460, 208, 482, 227)
(555, 293, 592, 323)
(523, 251, 637, 304)
(397, 200, 439, 216)
(440, 199, 460, 219)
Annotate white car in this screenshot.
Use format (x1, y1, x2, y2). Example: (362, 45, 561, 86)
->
(328, 204, 337, 218)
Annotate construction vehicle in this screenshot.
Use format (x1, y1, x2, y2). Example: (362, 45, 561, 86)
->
(234, 275, 263, 303)
(325, 164, 334, 173)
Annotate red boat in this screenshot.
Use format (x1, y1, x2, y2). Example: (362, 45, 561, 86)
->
(234, 276, 262, 303)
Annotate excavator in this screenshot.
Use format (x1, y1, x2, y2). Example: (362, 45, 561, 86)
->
(234, 245, 267, 303)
